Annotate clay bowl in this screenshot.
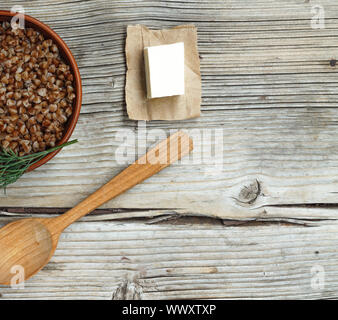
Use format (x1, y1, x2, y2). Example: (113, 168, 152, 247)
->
(0, 11, 82, 171)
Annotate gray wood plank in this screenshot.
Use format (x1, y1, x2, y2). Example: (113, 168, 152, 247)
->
(0, 0, 338, 222)
(0, 219, 336, 300)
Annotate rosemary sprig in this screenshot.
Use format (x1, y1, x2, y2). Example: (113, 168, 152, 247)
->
(0, 139, 78, 189)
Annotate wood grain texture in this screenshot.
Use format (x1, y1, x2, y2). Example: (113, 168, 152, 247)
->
(52, 131, 193, 232)
(0, 132, 193, 285)
(0, 219, 337, 300)
(0, 0, 338, 300)
(0, 0, 337, 222)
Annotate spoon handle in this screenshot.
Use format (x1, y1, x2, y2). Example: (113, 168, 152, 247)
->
(49, 131, 193, 233)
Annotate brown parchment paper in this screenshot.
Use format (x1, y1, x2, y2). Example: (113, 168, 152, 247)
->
(125, 24, 201, 120)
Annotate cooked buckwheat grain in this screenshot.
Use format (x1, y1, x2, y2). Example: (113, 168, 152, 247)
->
(0, 21, 75, 156)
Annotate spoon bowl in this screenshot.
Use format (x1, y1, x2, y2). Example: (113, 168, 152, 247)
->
(0, 219, 56, 285)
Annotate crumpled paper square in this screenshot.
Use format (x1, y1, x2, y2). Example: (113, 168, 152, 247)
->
(125, 24, 201, 120)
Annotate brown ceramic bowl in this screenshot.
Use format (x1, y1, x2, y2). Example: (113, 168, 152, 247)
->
(0, 10, 82, 171)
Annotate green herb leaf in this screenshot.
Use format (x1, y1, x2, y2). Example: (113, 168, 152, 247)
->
(0, 139, 78, 190)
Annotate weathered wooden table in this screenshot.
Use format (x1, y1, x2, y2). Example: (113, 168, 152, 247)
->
(0, 0, 338, 299)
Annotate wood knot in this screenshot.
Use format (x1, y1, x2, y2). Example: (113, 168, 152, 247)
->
(112, 281, 143, 300)
(330, 59, 337, 67)
(236, 180, 261, 205)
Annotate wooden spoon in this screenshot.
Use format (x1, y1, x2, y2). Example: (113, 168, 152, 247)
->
(0, 131, 193, 285)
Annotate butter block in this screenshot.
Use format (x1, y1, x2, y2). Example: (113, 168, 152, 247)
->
(144, 42, 185, 99)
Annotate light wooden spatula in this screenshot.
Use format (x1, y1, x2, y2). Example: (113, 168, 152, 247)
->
(0, 131, 193, 285)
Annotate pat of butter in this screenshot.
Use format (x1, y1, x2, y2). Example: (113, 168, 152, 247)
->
(144, 42, 185, 99)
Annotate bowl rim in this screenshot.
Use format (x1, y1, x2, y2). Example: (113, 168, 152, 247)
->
(0, 10, 82, 172)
